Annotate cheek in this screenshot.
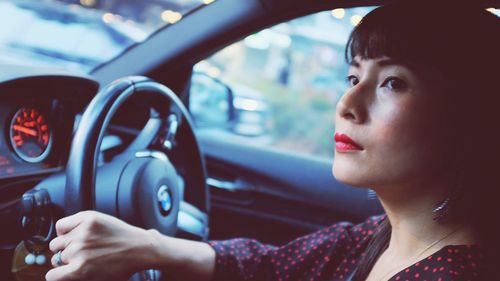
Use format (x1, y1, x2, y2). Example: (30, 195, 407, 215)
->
(374, 106, 418, 154)
(368, 101, 448, 183)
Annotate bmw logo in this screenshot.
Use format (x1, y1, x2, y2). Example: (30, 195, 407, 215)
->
(157, 185, 172, 215)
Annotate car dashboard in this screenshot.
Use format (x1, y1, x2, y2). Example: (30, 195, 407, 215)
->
(0, 66, 98, 181)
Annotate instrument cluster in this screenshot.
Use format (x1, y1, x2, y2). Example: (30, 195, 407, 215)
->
(0, 101, 65, 178)
(10, 107, 52, 163)
(0, 69, 98, 180)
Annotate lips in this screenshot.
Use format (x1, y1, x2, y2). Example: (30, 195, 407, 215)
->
(334, 132, 363, 151)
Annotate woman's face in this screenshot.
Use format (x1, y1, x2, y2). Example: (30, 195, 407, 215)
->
(332, 56, 449, 190)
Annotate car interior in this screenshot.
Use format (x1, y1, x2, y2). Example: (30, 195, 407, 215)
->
(0, 0, 497, 280)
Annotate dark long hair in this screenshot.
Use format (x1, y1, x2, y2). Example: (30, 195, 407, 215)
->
(344, 2, 500, 280)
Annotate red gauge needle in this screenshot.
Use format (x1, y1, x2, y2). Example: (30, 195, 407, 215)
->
(13, 125, 38, 137)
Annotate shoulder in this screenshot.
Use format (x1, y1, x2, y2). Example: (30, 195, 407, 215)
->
(333, 214, 386, 243)
(350, 214, 386, 233)
(281, 214, 386, 251)
(322, 214, 385, 233)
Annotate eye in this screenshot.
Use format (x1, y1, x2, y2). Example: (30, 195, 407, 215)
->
(347, 75, 359, 87)
(381, 77, 407, 92)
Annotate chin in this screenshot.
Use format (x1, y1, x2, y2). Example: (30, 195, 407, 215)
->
(332, 159, 372, 188)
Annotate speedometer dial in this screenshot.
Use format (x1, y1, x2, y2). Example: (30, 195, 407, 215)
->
(9, 107, 52, 163)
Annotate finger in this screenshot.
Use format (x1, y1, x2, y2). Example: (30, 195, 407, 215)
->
(55, 211, 88, 236)
(49, 232, 74, 253)
(50, 249, 66, 267)
(46, 262, 79, 281)
(51, 240, 81, 267)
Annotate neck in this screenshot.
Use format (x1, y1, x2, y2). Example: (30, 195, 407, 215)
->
(373, 179, 475, 258)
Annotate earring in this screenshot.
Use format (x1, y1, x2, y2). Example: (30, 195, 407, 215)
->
(432, 197, 451, 223)
(433, 163, 465, 224)
(433, 184, 464, 223)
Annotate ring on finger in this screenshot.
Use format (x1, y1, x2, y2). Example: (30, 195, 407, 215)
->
(54, 250, 64, 267)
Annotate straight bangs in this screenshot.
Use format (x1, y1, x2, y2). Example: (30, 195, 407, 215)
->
(346, 2, 498, 72)
(345, 4, 455, 69)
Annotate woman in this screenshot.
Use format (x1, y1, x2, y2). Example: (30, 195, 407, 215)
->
(45, 2, 499, 281)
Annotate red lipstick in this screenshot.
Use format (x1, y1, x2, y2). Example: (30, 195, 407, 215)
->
(334, 132, 363, 152)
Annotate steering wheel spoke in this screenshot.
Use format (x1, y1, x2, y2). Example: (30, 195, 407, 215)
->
(125, 116, 163, 153)
(125, 111, 183, 160)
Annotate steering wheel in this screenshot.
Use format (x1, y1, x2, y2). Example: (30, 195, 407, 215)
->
(24, 76, 208, 281)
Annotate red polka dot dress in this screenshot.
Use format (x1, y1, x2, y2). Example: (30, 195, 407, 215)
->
(208, 216, 483, 280)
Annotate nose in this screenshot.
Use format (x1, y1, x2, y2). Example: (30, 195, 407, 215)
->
(336, 83, 368, 124)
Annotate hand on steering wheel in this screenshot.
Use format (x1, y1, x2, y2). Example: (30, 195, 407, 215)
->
(46, 211, 158, 281)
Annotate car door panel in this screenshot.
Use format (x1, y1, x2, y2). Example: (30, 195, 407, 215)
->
(198, 129, 383, 245)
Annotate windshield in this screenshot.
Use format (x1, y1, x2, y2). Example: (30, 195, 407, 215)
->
(0, 0, 211, 73)
(1, 2, 498, 74)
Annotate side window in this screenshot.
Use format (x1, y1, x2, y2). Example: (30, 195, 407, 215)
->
(190, 7, 374, 159)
